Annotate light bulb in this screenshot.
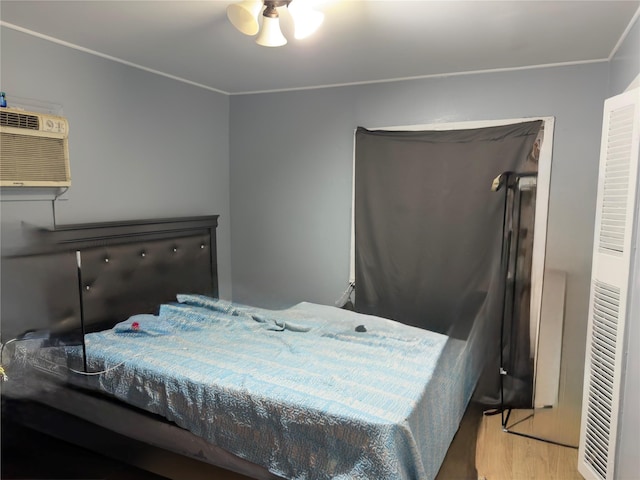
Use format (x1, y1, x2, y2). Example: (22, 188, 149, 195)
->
(256, 15, 287, 47)
(288, 2, 324, 39)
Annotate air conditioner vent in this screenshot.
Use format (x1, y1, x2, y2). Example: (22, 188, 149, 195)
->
(1, 133, 69, 183)
(0, 110, 39, 130)
(0, 107, 70, 187)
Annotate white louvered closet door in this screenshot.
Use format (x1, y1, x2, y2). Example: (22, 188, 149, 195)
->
(578, 87, 640, 480)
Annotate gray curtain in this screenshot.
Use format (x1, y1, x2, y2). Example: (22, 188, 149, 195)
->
(354, 121, 542, 406)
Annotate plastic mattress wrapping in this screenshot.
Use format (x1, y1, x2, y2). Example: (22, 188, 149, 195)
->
(11, 294, 486, 480)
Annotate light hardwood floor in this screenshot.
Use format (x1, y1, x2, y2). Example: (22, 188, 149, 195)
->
(136, 403, 586, 480)
(475, 409, 583, 480)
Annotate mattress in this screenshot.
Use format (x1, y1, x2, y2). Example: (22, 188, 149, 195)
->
(12, 295, 487, 480)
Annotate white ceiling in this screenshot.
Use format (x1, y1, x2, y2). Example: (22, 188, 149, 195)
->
(1, 1, 639, 95)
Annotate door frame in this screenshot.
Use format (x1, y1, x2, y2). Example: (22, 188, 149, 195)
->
(351, 116, 556, 406)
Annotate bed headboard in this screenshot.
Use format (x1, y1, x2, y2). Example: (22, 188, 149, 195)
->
(1, 216, 219, 342)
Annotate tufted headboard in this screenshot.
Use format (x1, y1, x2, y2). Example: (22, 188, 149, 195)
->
(1, 216, 219, 343)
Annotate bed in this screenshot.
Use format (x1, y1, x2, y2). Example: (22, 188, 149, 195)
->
(1, 216, 491, 480)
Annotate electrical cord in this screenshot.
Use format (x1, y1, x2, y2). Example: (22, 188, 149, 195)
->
(32, 351, 142, 376)
(51, 186, 69, 228)
(1, 336, 138, 379)
(0, 338, 20, 381)
(69, 360, 130, 376)
(0, 338, 19, 365)
(0, 337, 38, 381)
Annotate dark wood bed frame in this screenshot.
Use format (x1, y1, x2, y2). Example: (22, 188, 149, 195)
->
(1, 216, 281, 479)
(2, 216, 218, 343)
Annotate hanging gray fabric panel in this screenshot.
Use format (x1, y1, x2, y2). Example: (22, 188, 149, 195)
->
(355, 121, 543, 408)
(354, 121, 542, 341)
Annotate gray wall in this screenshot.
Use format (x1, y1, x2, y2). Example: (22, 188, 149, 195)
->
(609, 16, 640, 97)
(0, 27, 232, 299)
(608, 16, 640, 480)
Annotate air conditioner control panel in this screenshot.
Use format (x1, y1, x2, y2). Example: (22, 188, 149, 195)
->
(42, 117, 67, 134)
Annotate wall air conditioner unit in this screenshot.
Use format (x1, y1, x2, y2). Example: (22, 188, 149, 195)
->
(0, 107, 71, 187)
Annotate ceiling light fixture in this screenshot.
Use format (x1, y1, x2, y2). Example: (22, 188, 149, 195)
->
(227, 0, 324, 47)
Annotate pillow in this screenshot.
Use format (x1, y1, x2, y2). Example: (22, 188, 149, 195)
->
(113, 314, 173, 336)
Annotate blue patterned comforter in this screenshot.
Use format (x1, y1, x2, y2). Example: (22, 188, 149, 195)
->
(62, 296, 474, 479)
